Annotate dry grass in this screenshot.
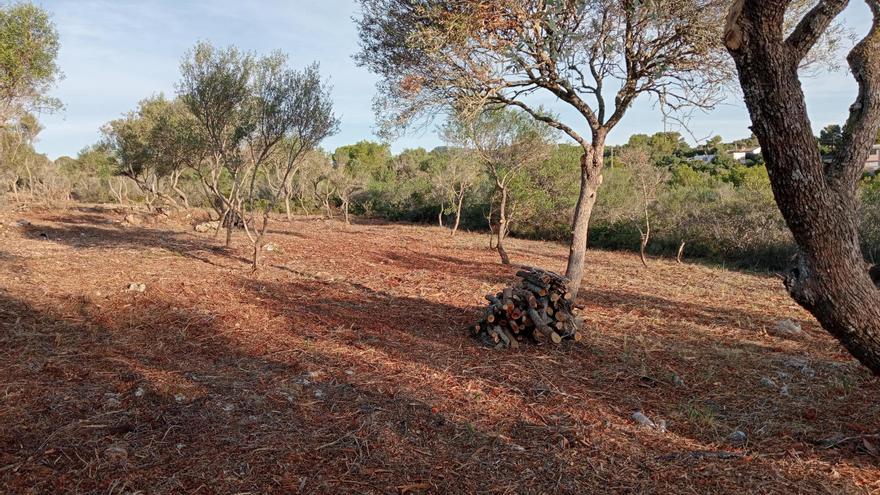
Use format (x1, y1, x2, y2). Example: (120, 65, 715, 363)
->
(0, 203, 878, 494)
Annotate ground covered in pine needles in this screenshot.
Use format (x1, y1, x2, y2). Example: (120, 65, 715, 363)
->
(0, 204, 879, 494)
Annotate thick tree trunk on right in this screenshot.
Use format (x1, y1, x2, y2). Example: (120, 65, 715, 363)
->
(726, 1, 880, 375)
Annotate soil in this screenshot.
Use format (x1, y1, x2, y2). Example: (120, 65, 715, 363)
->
(0, 204, 878, 494)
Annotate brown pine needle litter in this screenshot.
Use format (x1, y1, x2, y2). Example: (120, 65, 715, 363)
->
(1, 204, 879, 494)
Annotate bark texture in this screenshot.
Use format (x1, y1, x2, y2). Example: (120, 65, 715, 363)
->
(726, 0, 880, 374)
(566, 139, 605, 296)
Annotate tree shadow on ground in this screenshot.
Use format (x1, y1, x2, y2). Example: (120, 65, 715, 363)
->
(4, 288, 878, 494)
(580, 288, 789, 335)
(236, 274, 879, 453)
(20, 219, 248, 267)
(0, 292, 650, 493)
(371, 248, 513, 285)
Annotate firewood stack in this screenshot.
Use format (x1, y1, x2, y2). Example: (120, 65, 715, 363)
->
(471, 267, 583, 349)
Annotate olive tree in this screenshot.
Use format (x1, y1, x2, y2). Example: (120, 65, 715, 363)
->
(428, 147, 481, 236)
(724, 0, 880, 374)
(446, 107, 553, 264)
(242, 61, 338, 269)
(178, 43, 337, 265)
(617, 146, 668, 267)
(0, 3, 61, 127)
(102, 96, 201, 211)
(178, 42, 253, 245)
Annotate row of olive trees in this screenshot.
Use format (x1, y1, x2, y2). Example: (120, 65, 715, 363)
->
(101, 42, 339, 270)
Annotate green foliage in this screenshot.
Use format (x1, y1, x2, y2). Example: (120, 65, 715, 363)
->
(0, 3, 61, 121)
(333, 140, 393, 182)
(819, 124, 843, 155)
(862, 174, 880, 262)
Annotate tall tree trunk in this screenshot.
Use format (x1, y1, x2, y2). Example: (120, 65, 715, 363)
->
(24, 162, 33, 199)
(451, 185, 465, 236)
(726, 1, 880, 375)
(486, 202, 496, 249)
(285, 195, 292, 220)
(251, 212, 269, 271)
(639, 181, 651, 268)
(438, 202, 444, 227)
(170, 170, 189, 209)
(496, 185, 511, 265)
(565, 138, 605, 296)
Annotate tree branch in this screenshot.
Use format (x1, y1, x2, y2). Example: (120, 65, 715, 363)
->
(828, 0, 880, 189)
(491, 95, 589, 150)
(786, 0, 850, 63)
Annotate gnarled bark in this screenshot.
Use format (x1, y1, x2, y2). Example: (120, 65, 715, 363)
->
(566, 137, 605, 296)
(725, 0, 880, 375)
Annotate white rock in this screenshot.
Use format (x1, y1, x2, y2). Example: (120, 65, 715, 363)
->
(104, 444, 128, 463)
(632, 411, 657, 429)
(770, 319, 802, 338)
(126, 282, 146, 293)
(729, 430, 748, 444)
(194, 221, 219, 233)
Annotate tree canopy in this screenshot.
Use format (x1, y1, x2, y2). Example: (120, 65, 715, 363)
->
(0, 3, 61, 125)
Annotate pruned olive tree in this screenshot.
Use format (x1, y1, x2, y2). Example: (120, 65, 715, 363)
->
(617, 146, 668, 268)
(355, 0, 732, 295)
(103, 96, 202, 211)
(428, 147, 481, 236)
(242, 61, 338, 269)
(178, 42, 253, 246)
(724, 0, 880, 374)
(445, 107, 553, 264)
(178, 43, 337, 263)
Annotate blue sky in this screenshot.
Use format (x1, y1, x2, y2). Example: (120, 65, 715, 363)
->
(33, 1, 874, 159)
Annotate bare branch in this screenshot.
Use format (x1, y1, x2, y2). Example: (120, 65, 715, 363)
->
(829, 0, 880, 189)
(786, 0, 850, 63)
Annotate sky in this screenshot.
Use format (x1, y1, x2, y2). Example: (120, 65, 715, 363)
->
(32, 0, 874, 160)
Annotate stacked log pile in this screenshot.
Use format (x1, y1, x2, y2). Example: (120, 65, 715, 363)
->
(471, 267, 583, 349)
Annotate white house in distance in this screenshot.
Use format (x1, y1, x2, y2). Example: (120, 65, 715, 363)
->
(731, 146, 761, 162)
(866, 144, 880, 174)
(690, 144, 880, 174)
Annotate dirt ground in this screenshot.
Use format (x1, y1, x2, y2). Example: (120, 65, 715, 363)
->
(0, 204, 878, 494)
